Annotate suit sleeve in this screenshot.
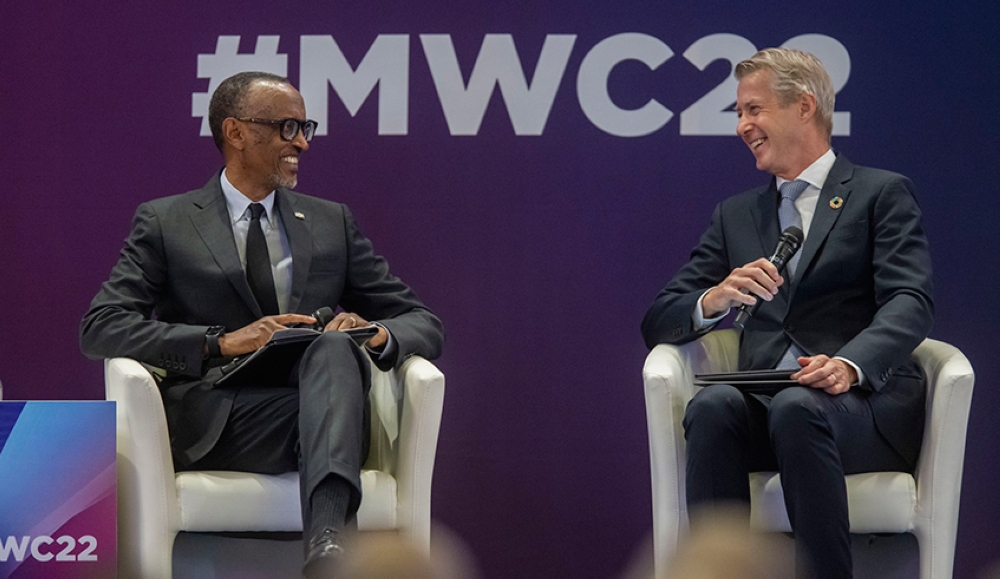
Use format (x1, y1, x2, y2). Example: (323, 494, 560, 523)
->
(79, 203, 208, 377)
(338, 207, 444, 371)
(641, 203, 734, 349)
(835, 177, 933, 390)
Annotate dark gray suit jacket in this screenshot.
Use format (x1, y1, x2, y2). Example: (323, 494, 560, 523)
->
(81, 174, 444, 466)
(641, 155, 933, 464)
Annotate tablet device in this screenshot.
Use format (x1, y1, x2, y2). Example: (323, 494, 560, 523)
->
(694, 369, 797, 395)
(216, 326, 381, 388)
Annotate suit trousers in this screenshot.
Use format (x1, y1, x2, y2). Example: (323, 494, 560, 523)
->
(683, 384, 916, 579)
(183, 331, 372, 530)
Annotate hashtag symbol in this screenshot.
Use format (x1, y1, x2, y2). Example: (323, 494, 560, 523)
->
(191, 36, 288, 136)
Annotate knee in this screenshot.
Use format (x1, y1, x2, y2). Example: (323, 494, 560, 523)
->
(684, 385, 746, 432)
(309, 329, 357, 350)
(302, 330, 361, 363)
(297, 331, 370, 397)
(767, 387, 826, 439)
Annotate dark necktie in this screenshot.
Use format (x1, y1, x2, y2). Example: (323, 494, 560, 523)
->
(246, 203, 280, 316)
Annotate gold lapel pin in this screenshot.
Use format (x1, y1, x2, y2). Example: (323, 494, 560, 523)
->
(294, 211, 306, 220)
(829, 197, 844, 209)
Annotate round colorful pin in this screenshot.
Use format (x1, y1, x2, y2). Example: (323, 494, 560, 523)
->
(829, 196, 844, 209)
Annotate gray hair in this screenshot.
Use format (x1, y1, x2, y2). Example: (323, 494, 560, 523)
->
(735, 48, 834, 138)
(208, 71, 289, 151)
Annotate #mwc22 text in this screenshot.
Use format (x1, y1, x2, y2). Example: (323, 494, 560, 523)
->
(193, 32, 851, 138)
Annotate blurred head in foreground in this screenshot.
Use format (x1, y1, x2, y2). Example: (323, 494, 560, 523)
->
(664, 506, 794, 579)
(334, 526, 481, 579)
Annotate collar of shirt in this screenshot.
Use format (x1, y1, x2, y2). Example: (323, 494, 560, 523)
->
(220, 169, 278, 229)
(774, 148, 836, 238)
(775, 148, 836, 193)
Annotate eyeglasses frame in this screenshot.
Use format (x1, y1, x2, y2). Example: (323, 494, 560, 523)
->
(233, 117, 319, 142)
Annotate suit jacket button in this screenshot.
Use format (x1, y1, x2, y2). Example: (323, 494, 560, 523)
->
(784, 324, 795, 332)
(179, 362, 187, 371)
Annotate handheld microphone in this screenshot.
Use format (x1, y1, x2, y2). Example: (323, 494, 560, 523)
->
(733, 226, 804, 330)
(290, 306, 336, 330)
(308, 307, 335, 330)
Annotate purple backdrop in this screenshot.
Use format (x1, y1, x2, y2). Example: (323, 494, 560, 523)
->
(2, 2, 998, 578)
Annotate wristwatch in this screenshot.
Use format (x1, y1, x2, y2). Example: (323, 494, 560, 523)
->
(205, 326, 226, 358)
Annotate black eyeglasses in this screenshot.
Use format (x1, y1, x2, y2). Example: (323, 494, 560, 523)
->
(234, 117, 318, 142)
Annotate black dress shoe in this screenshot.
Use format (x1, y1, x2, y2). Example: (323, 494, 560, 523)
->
(303, 527, 345, 579)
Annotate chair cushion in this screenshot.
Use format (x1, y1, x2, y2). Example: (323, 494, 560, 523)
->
(176, 469, 397, 532)
(749, 471, 916, 533)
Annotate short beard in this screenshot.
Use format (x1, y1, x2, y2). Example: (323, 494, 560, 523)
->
(267, 172, 297, 191)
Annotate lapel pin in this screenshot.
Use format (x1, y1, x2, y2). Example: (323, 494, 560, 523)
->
(829, 197, 844, 209)
(294, 211, 306, 220)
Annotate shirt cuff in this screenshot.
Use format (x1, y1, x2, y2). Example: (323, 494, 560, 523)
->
(833, 356, 866, 387)
(694, 288, 728, 329)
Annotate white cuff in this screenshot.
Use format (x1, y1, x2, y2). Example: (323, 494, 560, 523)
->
(833, 356, 866, 387)
(694, 288, 728, 329)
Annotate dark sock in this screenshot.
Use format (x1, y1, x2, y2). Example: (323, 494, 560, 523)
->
(308, 474, 353, 540)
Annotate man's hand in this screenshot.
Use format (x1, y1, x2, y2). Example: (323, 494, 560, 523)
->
(702, 258, 784, 318)
(324, 312, 388, 349)
(219, 314, 316, 357)
(791, 355, 858, 395)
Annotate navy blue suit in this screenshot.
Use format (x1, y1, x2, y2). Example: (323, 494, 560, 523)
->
(642, 155, 933, 578)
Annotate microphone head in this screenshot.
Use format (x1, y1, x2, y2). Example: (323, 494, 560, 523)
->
(780, 226, 804, 248)
(313, 307, 335, 328)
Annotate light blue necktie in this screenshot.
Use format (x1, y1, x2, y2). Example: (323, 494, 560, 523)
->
(775, 180, 809, 370)
(779, 179, 809, 277)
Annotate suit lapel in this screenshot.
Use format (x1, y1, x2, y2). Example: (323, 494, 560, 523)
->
(276, 190, 313, 314)
(752, 178, 792, 305)
(188, 175, 263, 318)
(789, 155, 854, 301)
(751, 177, 781, 254)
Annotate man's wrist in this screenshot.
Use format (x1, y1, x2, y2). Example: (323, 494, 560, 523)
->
(694, 287, 728, 328)
(833, 356, 864, 387)
(205, 326, 226, 358)
(366, 322, 387, 350)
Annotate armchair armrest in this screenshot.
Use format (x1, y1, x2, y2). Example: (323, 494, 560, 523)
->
(643, 330, 739, 573)
(105, 357, 179, 579)
(392, 356, 445, 551)
(910, 339, 975, 579)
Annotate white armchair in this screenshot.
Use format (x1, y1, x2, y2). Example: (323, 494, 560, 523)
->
(643, 330, 974, 579)
(106, 354, 445, 579)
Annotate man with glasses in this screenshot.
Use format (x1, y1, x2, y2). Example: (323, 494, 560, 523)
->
(81, 71, 444, 578)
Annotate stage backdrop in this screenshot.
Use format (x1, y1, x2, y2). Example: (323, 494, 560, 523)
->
(2, 2, 998, 578)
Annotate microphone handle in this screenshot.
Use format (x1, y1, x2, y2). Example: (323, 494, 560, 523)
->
(734, 300, 756, 330)
(733, 257, 791, 330)
(735, 227, 802, 330)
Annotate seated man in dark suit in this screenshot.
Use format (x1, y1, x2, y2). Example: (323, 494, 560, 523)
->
(80, 71, 444, 578)
(641, 48, 933, 579)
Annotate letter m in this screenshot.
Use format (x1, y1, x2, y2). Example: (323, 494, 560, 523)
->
(0, 536, 28, 562)
(300, 35, 409, 136)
